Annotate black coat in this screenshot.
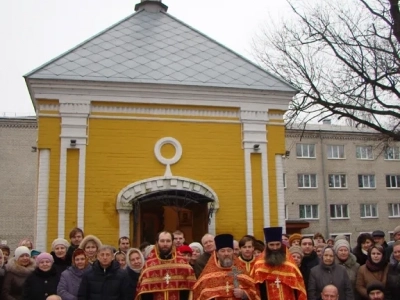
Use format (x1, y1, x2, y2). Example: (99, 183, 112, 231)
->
(353, 248, 368, 266)
(77, 260, 128, 300)
(125, 268, 140, 300)
(51, 251, 72, 276)
(385, 261, 400, 300)
(22, 266, 60, 300)
(299, 251, 319, 288)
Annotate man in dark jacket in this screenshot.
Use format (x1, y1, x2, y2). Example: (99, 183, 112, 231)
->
(193, 233, 215, 278)
(299, 236, 319, 288)
(77, 245, 128, 300)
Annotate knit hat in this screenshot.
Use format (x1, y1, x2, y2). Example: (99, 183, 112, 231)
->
(289, 245, 304, 258)
(35, 252, 54, 265)
(334, 235, 348, 242)
(333, 239, 350, 253)
(14, 246, 31, 260)
(289, 233, 302, 246)
(177, 245, 193, 254)
(367, 281, 385, 294)
(189, 242, 204, 255)
(31, 249, 41, 257)
(51, 238, 70, 250)
(393, 225, 400, 236)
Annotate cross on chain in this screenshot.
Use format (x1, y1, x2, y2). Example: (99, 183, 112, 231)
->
(274, 277, 281, 289)
(228, 266, 243, 288)
(164, 273, 171, 285)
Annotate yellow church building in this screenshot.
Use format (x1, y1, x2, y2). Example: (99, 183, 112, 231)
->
(25, 0, 296, 250)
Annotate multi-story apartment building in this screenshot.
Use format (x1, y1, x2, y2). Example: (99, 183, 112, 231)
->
(283, 123, 400, 246)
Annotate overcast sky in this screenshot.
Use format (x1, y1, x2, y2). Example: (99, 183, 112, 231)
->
(0, 0, 292, 116)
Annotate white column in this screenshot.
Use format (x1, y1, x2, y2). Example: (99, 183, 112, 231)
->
(118, 210, 131, 238)
(244, 148, 254, 235)
(275, 154, 285, 232)
(261, 144, 270, 228)
(208, 207, 218, 236)
(36, 149, 50, 251)
(77, 145, 86, 230)
(58, 140, 68, 238)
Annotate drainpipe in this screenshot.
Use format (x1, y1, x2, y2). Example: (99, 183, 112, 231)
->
(320, 131, 330, 239)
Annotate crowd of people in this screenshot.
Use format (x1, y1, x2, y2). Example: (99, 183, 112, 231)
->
(0, 225, 399, 300)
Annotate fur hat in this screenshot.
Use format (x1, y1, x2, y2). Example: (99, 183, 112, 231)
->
(367, 281, 385, 295)
(126, 248, 145, 271)
(214, 234, 234, 250)
(289, 233, 302, 246)
(333, 239, 350, 253)
(36, 252, 54, 265)
(189, 242, 204, 255)
(14, 246, 31, 260)
(79, 235, 102, 250)
(393, 225, 400, 236)
(51, 238, 70, 250)
(289, 245, 303, 258)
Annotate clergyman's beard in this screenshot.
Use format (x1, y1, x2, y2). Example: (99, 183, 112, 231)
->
(159, 246, 172, 256)
(265, 248, 286, 266)
(220, 257, 233, 267)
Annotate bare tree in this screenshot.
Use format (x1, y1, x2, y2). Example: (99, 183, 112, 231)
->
(255, 0, 400, 140)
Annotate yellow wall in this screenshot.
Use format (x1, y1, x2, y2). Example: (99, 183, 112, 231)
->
(84, 118, 246, 245)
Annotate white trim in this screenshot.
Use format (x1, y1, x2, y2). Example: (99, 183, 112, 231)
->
(154, 137, 182, 177)
(58, 139, 68, 238)
(275, 155, 285, 232)
(90, 115, 240, 124)
(77, 145, 86, 229)
(244, 148, 253, 235)
(261, 144, 270, 228)
(36, 149, 50, 251)
(118, 210, 131, 238)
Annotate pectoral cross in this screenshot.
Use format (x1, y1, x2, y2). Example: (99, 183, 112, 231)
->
(164, 273, 171, 285)
(225, 281, 230, 294)
(228, 266, 243, 288)
(274, 277, 281, 289)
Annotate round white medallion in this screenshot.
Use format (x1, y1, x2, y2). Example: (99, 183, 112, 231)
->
(154, 137, 182, 165)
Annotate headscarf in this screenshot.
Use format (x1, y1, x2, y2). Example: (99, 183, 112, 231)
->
(189, 242, 204, 255)
(126, 248, 145, 273)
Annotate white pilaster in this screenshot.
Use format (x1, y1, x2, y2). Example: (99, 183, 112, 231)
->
(261, 144, 270, 228)
(275, 155, 285, 232)
(244, 148, 254, 235)
(77, 145, 86, 230)
(36, 149, 50, 251)
(58, 141, 68, 238)
(118, 210, 131, 238)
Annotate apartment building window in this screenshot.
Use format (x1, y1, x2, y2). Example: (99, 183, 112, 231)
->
(356, 146, 373, 160)
(330, 204, 349, 219)
(299, 204, 319, 219)
(327, 145, 345, 159)
(358, 175, 376, 189)
(328, 174, 347, 188)
(296, 144, 316, 158)
(384, 146, 400, 160)
(360, 204, 378, 218)
(283, 173, 286, 189)
(386, 175, 400, 188)
(389, 203, 400, 217)
(298, 174, 317, 188)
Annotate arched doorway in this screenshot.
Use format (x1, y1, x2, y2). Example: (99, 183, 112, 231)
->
(116, 176, 219, 246)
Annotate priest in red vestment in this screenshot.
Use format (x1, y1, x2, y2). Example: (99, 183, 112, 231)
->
(252, 227, 307, 300)
(135, 231, 196, 300)
(193, 233, 260, 300)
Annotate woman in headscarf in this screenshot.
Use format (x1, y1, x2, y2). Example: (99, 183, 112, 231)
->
(125, 248, 145, 300)
(50, 238, 72, 275)
(356, 245, 389, 299)
(189, 242, 204, 268)
(78, 235, 102, 264)
(22, 252, 60, 300)
(1, 246, 35, 300)
(353, 233, 374, 266)
(308, 246, 354, 300)
(114, 251, 127, 269)
(57, 248, 91, 300)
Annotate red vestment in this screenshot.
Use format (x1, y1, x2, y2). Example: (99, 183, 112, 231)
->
(252, 259, 307, 300)
(193, 252, 260, 300)
(136, 247, 196, 300)
(237, 256, 257, 274)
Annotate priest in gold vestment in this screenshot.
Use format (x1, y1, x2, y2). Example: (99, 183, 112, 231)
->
(252, 227, 307, 300)
(193, 234, 260, 300)
(136, 231, 196, 300)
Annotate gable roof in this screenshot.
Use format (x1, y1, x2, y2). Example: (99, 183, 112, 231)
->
(25, 9, 296, 92)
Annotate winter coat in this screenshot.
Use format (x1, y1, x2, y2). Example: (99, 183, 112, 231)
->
(355, 263, 389, 299)
(384, 254, 400, 300)
(1, 257, 35, 300)
(308, 262, 354, 300)
(335, 253, 360, 299)
(299, 251, 319, 288)
(22, 265, 60, 300)
(0, 265, 5, 299)
(57, 265, 91, 300)
(193, 252, 211, 278)
(77, 260, 128, 300)
(353, 248, 368, 266)
(51, 251, 72, 276)
(125, 248, 144, 300)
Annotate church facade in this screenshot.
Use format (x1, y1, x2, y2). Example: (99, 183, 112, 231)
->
(25, 0, 295, 250)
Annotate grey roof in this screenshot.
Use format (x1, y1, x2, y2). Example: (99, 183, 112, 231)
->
(25, 9, 296, 92)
